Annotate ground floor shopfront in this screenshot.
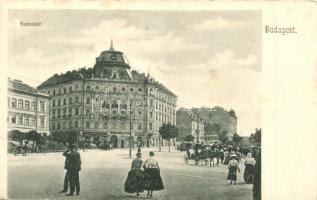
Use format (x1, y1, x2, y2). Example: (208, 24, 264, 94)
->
(82, 131, 175, 149)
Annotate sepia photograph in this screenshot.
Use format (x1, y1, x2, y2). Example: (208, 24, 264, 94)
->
(6, 8, 263, 200)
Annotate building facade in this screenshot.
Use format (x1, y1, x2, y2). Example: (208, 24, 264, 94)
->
(191, 106, 237, 142)
(176, 108, 204, 143)
(7, 78, 50, 135)
(37, 43, 177, 148)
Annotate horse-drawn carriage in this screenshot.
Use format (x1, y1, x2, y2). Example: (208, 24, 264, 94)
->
(184, 144, 225, 167)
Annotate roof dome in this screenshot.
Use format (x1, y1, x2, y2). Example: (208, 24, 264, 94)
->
(95, 40, 129, 65)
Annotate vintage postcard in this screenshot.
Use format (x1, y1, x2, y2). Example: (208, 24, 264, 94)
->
(0, 1, 316, 200)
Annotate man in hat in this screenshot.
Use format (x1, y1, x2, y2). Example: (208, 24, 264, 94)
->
(60, 146, 71, 193)
(66, 145, 81, 196)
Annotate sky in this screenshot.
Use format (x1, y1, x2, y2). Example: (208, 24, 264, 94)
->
(8, 10, 261, 136)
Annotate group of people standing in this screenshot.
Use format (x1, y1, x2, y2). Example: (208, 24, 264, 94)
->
(60, 145, 82, 196)
(226, 148, 261, 200)
(124, 151, 164, 198)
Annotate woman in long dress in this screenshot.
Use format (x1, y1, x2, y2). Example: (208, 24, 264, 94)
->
(143, 151, 164, 197)
(244, 152, 256, 184)
(124, 152, 144, 196)
(227, 154, 240, 185)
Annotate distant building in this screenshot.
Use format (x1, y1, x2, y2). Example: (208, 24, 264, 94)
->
(176, 108, 204, 143)
(7, 78, 50, 135)
(191, 106, 237, 142)
(37, 42, 177, 148)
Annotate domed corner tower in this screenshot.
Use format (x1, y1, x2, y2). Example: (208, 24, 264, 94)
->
(93, 40, 132, 80)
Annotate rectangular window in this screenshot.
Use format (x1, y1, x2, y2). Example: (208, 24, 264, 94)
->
(150, 112, 153, 118)
(57, 109, 61, 118)
(138, 124, 142, 130)
(112, 110, 117, 115)
(63, 108, 66, 117)
(11, 115, 16, 124)
(40, 117, 44, 127)
(68, 108, 72, 117)
(57, 122, 61, 129)
(74, 121, 78, 128)
(30, 117, 35, 126)
(149, 123, 153, 130)
(24, 117, 29, 126)
(75, 108, 79, 116)
(25, 101, 30, 110)
(86, 109, 90, 116)
(69, 98, 72, 105)
(86, 121, 90, 129)
(31, 101, 35, 110)
(63, 99, 66, 105)
(121, 123, 125, 129)
(12, 99, 17, 108)
(18, 115, 23, 124)
(95, 122, 99, 129)
(52, 110, 56, 119)
(103, 122, 107, 129)
(58, 99, 61, 106)
(86, 97, 90, 104)
(18, 99, 23, 109)
(52, 100, 55, 107)
(75, 97, 79, 103)
(40, 101, 45, 112)
(63, 121, 67, 129)
(52, 122, 56, 130)
(69, 121, 73, 129)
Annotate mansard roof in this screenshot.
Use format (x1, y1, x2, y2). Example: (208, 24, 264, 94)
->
(37, 42, 177, 97)
(177, 107, 204, 122)
(8, 78, 47, 97)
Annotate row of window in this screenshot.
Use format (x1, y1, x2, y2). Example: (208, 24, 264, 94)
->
(51, 121, 153, 130)
(156, 102, 175, 114)
(8, 115, 45, 127)
(48, 84, 148, 96)
(8, 98, 45, 112)
(52, 96, 81, 107)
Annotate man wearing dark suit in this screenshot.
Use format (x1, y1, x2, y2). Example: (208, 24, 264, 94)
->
(60, 148, 71, 193)
(66, 145, 81, 196)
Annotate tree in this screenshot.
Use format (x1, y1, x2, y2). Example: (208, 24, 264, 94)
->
(184, 135, 194, 142)
(249, 128, 261, 146)
(219, 130, 229, 144)
(8, 130, 24, 143)
(159, 123, 179, 152)
(232, 133, 242, 146)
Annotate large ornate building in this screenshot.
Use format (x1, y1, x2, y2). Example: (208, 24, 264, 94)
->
(7, 78, 50, 136)
(191, 106, 237, 142)
(176, 108, 204, 143)
(37, 42, 177, 148)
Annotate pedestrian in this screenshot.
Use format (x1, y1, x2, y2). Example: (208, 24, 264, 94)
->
(65, 145, 81, 196)
(253, 148, 261, 200)
(143, 151, 164, 197)
(244, 152, 256, 184)
(124, 152, 144, 196)
(227, 154, 240, 185)
(59, 147, 71, 193)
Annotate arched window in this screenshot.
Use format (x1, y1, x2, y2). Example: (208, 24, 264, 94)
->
(58, 88, 61, 94)
(63, 87, 67, 94)
(138, 88, 142, 93)
(11, 98, 17, 108)
(53, 89, 56, 95)
(69, 86, 73, 92)
(113, 87, 117, 93)
(18, 99, 23, 109)
(122, 87, 125, 92)
(86, 85, 91, 91)
(130, 88, 134, 92)
(75, 85, 79, 91)
(95, 86, 99, 90)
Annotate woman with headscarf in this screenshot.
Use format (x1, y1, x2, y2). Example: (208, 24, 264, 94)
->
(244, 152, 256, 184)
(124, 152, 144, 196)
(143, 151, 164, 197)
(227, 154, 240, 185)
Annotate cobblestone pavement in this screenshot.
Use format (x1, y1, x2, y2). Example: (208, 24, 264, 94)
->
(8, 147, 253, 200)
